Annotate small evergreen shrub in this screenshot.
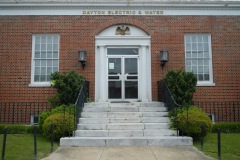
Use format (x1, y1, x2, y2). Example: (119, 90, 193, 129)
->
(175, 106, 213, 139)
(49, 71, 84, 106)
(42, 113, 74, 141)
(212, 122, 240, 133)
(38, 104, 75, 132)
(0, 124, 38, 134)
(164, 69, 197, 105)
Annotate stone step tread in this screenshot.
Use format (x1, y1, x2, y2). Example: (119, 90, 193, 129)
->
(75, 130, 177, 137)
(75, 129, 176, 133)
(84, 102, 165, 108)
(79, 117, 170, 122)
(77, 123, 171, 130)
(61, 136, 191, 140)
(78, 122, 170, 126)
(82, 107, 167, 112)
(60, 136, 193, 146)
(81, 112, 169, 118)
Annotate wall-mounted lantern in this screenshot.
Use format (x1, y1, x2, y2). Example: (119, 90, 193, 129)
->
(160, 50, 169, 70)
(78, 50, 86, 70)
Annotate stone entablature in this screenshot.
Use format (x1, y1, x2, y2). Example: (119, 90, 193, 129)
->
(0, 0, 240, 16)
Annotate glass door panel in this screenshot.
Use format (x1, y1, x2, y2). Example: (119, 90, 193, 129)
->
(124, 58, 138, 99)
(108, 58, 122, 99)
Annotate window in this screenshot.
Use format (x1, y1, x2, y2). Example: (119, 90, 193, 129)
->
(185, 34, 215, 86)
(30, 35, 59, 87)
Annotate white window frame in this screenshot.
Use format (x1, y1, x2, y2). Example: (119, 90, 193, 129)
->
(184, 34, 215, 86)
(29, 34, 60, 87)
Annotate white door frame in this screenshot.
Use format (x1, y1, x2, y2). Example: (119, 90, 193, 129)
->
(95, 25, 151, 102)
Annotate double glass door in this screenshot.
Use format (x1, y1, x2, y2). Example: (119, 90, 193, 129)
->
(108, 56, 139, 101)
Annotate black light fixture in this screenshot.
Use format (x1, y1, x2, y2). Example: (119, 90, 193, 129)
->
(78, 50, 86, 70)
(160, 50, 169, 70)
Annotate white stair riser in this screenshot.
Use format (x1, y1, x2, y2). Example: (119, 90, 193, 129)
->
(108, 112, 142, 118)
(79, 118, 109, 124)
(106, 139, 148, 146)
(75, 130, 108, 137)
(76, 130, 150, 137)
(83, 107, 167, 112)
(75, 130, 176, 137)
(84, 103, 109, 108)
(142, 112, 168, 117)
(107, 124, 144, 130)
(144, 130, 177, 136)
(81, 112, 108, 118)
(109, 130, 143, 137)
(78, 124, 107, 130)
(110, 107, 139, 112)
(79, 118, 143, 123)
(84, 102, 165, 108)
(78, 123, 146, 130)
(109, 118, 141, 123)
(144, 123, 170, 129)
(60, 137, 193, 147)
(79, 118, 169, 124)
(141, 117, 170, 123)
(139, 102, 165, 107)
(83, 107, 110, 112)
(139, 107, 167, 112)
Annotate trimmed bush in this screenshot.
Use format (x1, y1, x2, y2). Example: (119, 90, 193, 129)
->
(38, 104, 75, 132)
(42, 113, 74, 141)
(0, 124, 38, 134)
(175, 106, 213, 139)
(212, 122, 240, 133)
(164, 69, 197, 105)
(49, 71, 84, 106)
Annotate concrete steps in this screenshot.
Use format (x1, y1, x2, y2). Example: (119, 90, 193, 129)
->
(60, 102, 192, 146)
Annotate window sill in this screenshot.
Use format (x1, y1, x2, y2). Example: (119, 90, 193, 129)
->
(29, 83, 51, 87)
(196, 82, 216, 87)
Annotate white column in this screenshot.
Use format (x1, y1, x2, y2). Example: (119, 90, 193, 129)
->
(140, 45, 149, 102)
(96, 44, 107, 102)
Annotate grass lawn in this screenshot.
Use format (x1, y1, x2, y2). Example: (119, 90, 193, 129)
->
(0, 134, 59, 160)
(194, 133, 240, 160)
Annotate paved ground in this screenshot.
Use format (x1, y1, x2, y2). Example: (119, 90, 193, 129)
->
(42, 146, 215, 160)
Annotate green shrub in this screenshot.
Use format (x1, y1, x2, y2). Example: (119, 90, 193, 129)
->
(39, 110, 51, 132)
(175, 106, 213, 139)
(38, 104, 75, 132)
(0, 124, 38, 134)
(164, 69, 197, 105)
(49, 71, 84, 106)
(42, 113, 74, 141)
(212, 122, 240, 133)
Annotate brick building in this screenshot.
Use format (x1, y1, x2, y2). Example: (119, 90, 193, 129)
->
(0, 0, 240, 123)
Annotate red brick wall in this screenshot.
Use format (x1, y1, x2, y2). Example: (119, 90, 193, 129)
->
(0, 16, 239, 103)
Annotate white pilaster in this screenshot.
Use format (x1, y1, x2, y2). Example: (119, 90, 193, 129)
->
(140, 45, 149, 102)
(96, 44, 107, 102)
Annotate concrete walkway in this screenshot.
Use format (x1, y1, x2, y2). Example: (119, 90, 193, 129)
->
(42, 146, 215, 160)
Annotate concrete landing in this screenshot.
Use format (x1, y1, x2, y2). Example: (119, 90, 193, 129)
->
(42, 146, 214, 160)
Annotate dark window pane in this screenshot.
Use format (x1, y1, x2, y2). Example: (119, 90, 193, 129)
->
(108, 48, 138, 55)
(108, 81, 121, 99)
(198, 74, 203, 81)
(204, 74, 210, 81)
(125, 81, 138, 99)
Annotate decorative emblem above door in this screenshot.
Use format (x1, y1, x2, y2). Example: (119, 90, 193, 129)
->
(116, 26, 131, 35)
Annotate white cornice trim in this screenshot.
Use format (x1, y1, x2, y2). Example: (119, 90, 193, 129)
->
(0, 2, 240, 16)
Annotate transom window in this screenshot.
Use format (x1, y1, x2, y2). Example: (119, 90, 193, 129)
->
(185, 34, 214, 86)
(30, 34, 59, 86)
